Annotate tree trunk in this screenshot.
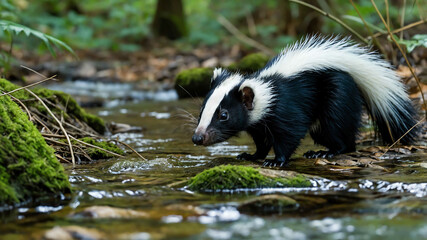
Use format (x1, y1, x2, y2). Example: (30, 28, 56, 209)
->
(152, 0, 188, 40)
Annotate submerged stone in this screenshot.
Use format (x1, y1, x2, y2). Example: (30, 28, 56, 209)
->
(187, 165, 312, 191)
(0, 94, 71, 206)
(43, 226, 105, 240)
(238, 194, 299, 215)
(69, 206, 148, 219)
(174, 67, 213, 98)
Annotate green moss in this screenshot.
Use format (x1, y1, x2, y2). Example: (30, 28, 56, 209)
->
(187, 165, 311, 191)
(174, 67, 213, 98)
(227, 53, 270, 74)
(0, 79, 105, 134)
(78, 137, 124, 159)
(0, 94, 71, 205)
(274, 174, 312, 188)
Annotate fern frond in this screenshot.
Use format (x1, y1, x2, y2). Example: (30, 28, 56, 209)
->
(0, 20, 77, 57)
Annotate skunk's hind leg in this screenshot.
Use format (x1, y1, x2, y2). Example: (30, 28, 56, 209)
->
(304, 71, 363, 159)
(305, 109, 361, 158)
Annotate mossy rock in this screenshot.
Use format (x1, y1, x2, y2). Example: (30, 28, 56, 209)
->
(187, 165, 311, 191)
(227, 53, 270, 74)
(174, 67, 213, 98)
(0, 94, 71, 205)
(0, 79, 105, 134)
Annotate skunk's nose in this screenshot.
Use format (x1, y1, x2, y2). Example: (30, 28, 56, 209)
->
(192, 134, 204, 145)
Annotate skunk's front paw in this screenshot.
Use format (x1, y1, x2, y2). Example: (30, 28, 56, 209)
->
(303, 150, 335, 159)
(237, 152, 257, 161)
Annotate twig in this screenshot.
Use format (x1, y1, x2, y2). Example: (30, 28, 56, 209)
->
(71, 136, 124, 158)
(288, 0, 368, 44)
(20, 65, 56, 79)
(371, 0, 427, 118)
(25, 88, 76, 167)
(0, 75, 57, 97)
(55, 154, 71, 164)
(379, 117, 425, 157)
(42, 133, 124, 158)
(400, 0, 406, 40)
(109, 139, 147, 161)
(350, 0, 387, 56)
(216, 14, 275, 56)
(371, 19, 427, 38)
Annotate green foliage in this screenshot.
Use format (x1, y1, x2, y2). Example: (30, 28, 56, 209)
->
(187, 165, 311, 191)
(0, 91, 71, 205)
(174, 67, 213, 98)
(396, 34, 427, 52)
(0, 20, 75, 57)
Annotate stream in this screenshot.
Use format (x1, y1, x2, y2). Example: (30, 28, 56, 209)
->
(0, 81, 426, 239)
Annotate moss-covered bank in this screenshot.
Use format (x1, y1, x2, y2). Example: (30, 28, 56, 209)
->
(0, 79, 105, 134)
(188, 165, 311, 191)
(174, 53, 270, 99)
(0, 94, 71, 205)
(227, 53, 270, 74)
(174, 67, 213, 98)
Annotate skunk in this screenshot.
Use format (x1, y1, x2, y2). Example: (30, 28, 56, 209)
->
(192, 36, 419, 167)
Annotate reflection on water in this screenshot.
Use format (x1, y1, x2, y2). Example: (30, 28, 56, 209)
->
(0, 96, 426, 240)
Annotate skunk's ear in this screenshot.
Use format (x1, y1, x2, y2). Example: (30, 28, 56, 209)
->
(241, 86, 254, 110)
(211, 68, 228, 89)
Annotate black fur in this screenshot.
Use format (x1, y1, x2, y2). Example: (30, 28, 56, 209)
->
(193, 67, 419, 167)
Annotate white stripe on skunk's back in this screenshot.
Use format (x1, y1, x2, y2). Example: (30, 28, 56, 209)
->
(259, 36, 409, 126)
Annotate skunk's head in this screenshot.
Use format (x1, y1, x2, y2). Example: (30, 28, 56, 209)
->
(192, 68, 256, 146)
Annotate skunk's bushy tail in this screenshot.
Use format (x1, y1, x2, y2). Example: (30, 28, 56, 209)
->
(370, 95, 419, 144)
(261, 35, 420, 144)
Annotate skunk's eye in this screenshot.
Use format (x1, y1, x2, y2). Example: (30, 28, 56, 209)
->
(219, 110, 229, 121)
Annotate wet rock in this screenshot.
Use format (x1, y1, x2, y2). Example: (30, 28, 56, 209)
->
(109, 122, 144, 134)
(238, 194, 299, 215)
(187, 165, 312, 191)
(202, 57, 219, 68)
(69, 206, 148, 219)
(43, 226, 105, 240)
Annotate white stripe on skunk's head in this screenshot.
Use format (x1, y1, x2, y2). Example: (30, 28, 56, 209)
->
(192, 69, 275, 146)
(192, 70, 250, 146)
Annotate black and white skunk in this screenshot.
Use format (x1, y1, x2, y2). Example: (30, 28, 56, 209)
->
(192, 36, 419, 167)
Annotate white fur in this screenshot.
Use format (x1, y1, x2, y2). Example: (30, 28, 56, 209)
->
(213, 68, 223, 80)
(260, 36, 409, 126)
(196, 73, 243, 133)
(239, 78, 274, 124)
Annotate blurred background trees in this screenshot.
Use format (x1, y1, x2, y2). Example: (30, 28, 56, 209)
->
(0, 0, 425, 55)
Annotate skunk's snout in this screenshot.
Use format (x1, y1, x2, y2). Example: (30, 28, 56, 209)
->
(192, 134, 204, 145)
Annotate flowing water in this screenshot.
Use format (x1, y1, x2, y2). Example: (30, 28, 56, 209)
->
(0, 82, 426, 239)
